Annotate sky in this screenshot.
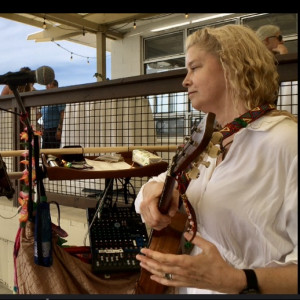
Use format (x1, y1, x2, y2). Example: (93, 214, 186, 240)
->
(0, 17, 111, 91)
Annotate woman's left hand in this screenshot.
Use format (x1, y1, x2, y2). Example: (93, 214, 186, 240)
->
(136, 231, 245, 294)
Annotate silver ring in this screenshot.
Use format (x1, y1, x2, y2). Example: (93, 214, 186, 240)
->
(164, 273, 173, 280)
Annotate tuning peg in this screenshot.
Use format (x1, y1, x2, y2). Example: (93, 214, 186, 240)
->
(208, 145, 221, 158)
(211, 132, 223, 145)
(200, 160, 210, 168)
(183, 136, 190, 143)
(191, 125, 198, 133)
(187, 166, 200, 179)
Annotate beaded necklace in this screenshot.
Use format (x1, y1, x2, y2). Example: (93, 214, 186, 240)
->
(177, 103, 276, 251)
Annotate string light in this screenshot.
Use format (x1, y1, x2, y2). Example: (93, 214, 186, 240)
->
(52, 40, 96, 64)
(185, 13, 189, 19)
(133, 20, 136, 29)
(43, 17, 47, 29)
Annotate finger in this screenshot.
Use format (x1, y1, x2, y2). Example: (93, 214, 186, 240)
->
(168, 190, 180, 218)
(184, 231, 217, 255)
(147, 209, 172, 230)
(140, 199, 170, 229)
(149, 273, 190, 288)
(137, 252, 169, 277)
(184, 231, 205, 247)
(137, 253, 184, 285)
(138, 261, 165, 278)
(139, 248, 183, 266)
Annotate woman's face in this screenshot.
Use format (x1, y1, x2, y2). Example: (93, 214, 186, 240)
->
(182, 45, 227, 113)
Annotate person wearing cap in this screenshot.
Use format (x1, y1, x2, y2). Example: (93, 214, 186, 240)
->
(256, 25, 294, 109)
(256, 25, 288, 55)
(37, 80, 65, 148)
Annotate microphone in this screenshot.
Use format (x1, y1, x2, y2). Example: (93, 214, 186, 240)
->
(0, 66, 55, 86)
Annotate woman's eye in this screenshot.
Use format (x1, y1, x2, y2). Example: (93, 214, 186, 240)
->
(191, 65, 200, 71)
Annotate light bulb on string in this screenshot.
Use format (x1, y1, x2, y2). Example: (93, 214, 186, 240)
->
(133, 20, 136, 29)
(43, 17, 47, 29)
(51, 40, 96, 63)
(185, 13, 189, 19)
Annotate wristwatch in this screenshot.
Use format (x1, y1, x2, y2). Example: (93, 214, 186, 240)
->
(239, 269, 260, 294)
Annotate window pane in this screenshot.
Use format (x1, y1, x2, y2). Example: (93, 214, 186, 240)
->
(170, 92, 186, 113)
(145, 57, 185, 74)
(144, 31, 184, 60)
(242, 13, 298, 36)
(284, 39, 298, 53)
(156, 94, 170, 113)
(155, 117, 184, 137)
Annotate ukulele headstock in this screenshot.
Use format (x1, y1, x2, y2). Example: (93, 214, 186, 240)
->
(169, 112, 216, 177)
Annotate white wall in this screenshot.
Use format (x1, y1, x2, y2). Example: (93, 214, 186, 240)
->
(111, 35, 142, 79)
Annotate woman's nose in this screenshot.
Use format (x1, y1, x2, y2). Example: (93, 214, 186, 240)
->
(182, 74, 190, 88)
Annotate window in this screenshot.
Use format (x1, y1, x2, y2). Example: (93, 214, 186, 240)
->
(144, 31, 184, 60)
(155, 117, 184, 137)
(242, 13, 298, 53)
(145, 57, 185, 74)
(143, 13, 298, 138)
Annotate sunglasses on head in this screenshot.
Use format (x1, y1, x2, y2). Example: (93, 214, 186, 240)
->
(268, 35, 283, 42)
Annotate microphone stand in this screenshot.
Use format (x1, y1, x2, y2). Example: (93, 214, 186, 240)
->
(9, 85, 34, 221)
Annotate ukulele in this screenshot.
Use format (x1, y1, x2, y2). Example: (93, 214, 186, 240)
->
(135, 112, 218, 294)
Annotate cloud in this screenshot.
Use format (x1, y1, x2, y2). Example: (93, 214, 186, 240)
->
(0, 17, 110, 90)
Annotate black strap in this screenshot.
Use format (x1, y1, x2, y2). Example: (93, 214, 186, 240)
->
(240, 269, 260, 294)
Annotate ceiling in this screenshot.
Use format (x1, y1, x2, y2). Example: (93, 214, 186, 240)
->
(0, 13, 239, 78)
(0, 13, 238, 51)
(0, 13, 178, 50)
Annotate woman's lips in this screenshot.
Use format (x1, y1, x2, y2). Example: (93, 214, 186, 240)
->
(188, 91, 196, 97)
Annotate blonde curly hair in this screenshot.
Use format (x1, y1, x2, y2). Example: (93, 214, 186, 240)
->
(186, 25, 279, 111)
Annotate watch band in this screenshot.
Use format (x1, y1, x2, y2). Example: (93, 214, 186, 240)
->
(239, 269, 260, 294)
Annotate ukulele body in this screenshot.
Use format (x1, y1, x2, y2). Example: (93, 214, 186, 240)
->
(134, 113, 216, 294)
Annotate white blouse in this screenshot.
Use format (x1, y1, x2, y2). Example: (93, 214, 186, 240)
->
(135, 115, 298, 294)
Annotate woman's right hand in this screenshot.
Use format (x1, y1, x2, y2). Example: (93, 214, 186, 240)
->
(139, 181, 179, 231)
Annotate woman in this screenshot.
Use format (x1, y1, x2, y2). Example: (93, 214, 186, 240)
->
(256, 24, 288, 55)
(135, 25, 297, 294)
